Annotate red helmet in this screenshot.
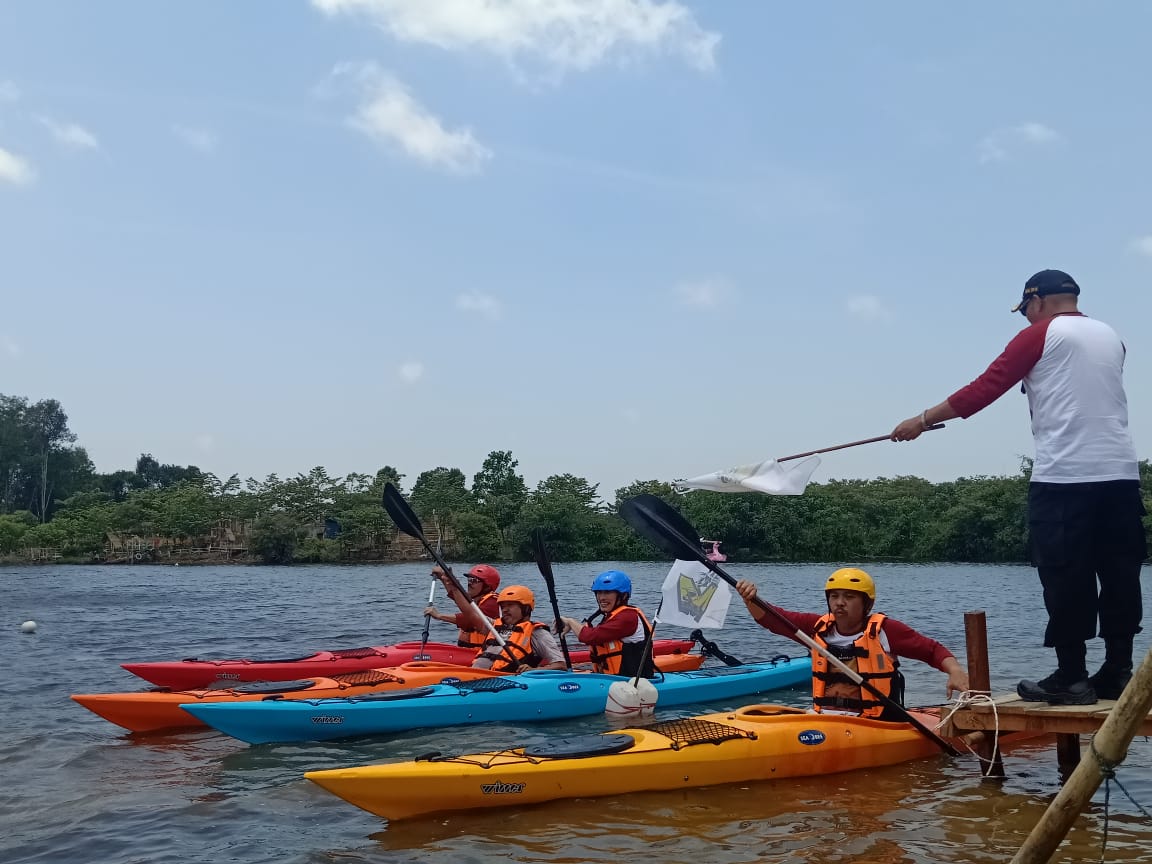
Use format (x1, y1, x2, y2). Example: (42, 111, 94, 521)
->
(465, 564, 500, 591)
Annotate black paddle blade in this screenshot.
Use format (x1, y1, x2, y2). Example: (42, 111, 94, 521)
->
(382, 482, 423, 539)
(619, 495, 702, 562)
(531, 529, 557, 591)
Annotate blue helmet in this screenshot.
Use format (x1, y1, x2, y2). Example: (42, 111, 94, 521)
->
(591, 570, 632, 595)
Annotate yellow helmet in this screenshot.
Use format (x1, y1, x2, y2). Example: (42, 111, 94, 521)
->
(498, 585, 535, 610)
(824, 568, 875, 600)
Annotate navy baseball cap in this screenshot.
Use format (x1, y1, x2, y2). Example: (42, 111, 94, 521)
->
(1011, 269, 1080, 313)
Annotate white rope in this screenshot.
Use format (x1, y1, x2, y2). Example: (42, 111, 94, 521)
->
(935, 690, 1002, 777)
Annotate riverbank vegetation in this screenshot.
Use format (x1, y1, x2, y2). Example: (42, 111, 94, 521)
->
(2, 392, 1149, 564)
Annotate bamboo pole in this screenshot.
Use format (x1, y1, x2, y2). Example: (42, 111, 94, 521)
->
(1010, 645, 1152, 864)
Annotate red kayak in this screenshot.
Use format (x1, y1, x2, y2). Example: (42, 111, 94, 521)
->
(121, 639, 699, 690)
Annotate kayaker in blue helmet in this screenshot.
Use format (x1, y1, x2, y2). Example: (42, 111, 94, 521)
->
(559, 570, 656, 678)
(735, 568, 969, 720)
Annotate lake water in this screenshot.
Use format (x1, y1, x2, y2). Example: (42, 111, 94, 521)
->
(3, 561, 1151, 863)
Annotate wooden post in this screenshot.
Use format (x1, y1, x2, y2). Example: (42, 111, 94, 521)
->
(963, 611, 1004, 777)
(1011, 645, 1152, 864)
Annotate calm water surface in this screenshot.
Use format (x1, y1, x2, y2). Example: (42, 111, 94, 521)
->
(3, 562, 1150, 863)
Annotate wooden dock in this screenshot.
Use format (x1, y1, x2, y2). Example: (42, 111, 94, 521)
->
(946, 612, 1152, 772)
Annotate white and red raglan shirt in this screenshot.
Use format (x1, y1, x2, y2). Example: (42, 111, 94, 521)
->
(947, 313, 1138, 484)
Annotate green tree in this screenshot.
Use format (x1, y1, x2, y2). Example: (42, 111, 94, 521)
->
(249, 512, 301, 564)
(410, 467, 473, 531)
(472, 450, 527, 541)
(453, 511, 503, 560)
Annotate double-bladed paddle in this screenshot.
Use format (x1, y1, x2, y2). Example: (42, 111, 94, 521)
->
(530, 529, 572, 671)
(618, 494, 959, 757)
(381, 483, 519, 668)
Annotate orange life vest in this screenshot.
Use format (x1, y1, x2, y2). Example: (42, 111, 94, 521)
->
(811, 612, 902, 720)
(476, 619, 546, 672)
(456, 590, 498, 650)
(586, 606, 655, 678)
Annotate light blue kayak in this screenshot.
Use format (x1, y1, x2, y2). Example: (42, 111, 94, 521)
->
(180, 657, 811, 744)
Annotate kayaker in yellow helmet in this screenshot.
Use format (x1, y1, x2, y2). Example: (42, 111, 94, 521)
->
(469, 585, 567, 674)
(735, 568, 969, 720)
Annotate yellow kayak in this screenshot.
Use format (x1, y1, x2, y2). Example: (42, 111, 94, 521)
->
(306, 703, 949, 821)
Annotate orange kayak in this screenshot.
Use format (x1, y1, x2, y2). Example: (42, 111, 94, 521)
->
(74, 653, 705, 733)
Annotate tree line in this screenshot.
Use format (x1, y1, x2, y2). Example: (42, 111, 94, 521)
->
(1, 392, 1149, 564)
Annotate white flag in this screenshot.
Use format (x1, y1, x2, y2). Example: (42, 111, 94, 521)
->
(673, 455, 820, 496)
(656, 560, 731, 630)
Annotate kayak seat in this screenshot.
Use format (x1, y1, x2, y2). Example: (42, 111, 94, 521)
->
(225, 679, 317, 695)
(349, 686, 437, 703)
(330, 670, 405, 687)
(522, 733, 636, 760)
(646, 717, 757, 750)
(454, 678, 526, 694)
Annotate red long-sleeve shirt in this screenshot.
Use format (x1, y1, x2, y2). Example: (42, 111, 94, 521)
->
(451, 593, 501, 630)
(753, 604, 956, 671)
(577, 606, 643, 645)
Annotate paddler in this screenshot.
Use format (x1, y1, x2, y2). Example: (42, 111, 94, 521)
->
(559, 570, 656, 678)
(470, 585, 567, 673)
(423, 564, 501, 651)
(736, 568, 969, 719)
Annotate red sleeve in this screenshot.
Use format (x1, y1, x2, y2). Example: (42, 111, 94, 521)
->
(452, 594, 500, 629)
(882, 618, 955, 670)
(946, 321, 1050, 418)
(578, 607, 640, 645)
(751, 605, 824, 646)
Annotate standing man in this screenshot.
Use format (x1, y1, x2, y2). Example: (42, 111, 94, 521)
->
(891, 269, 1146, 705)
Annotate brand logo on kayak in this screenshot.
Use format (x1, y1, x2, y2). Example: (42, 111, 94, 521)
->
(214, 674, 241, 681)
(440, 677, 462, 685)
(413, 654, 432, 661)
(797, 729, 826, 745)
(311, 716, 344, 725)
(481, 781, 525, 795)
(557, 682, 581, 693)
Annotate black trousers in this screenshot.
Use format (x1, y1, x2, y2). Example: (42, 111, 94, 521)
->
(1028, 480, 1147, 647)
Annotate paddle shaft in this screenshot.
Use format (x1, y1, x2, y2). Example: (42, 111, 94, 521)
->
(777, 424, 945, 462)
(531, 530, 573, 670)
(418, 579, 436, 654)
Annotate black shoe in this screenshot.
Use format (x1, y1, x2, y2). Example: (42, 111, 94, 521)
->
(1089, 665, 1132, 700)
(1017, 670, 1097, 705)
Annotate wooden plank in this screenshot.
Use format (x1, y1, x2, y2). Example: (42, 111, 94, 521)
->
(944, 693, 1152, 737)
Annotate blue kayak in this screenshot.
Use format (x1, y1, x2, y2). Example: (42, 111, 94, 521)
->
(180, 657, 811, 744)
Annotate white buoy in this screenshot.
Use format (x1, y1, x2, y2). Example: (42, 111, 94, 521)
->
(21, 620, 37, 634)
(605, 678, 660, 719)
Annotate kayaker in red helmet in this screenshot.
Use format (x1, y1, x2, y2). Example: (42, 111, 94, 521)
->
(470, 585, 567, 673)
(424, 564, 502, 651)
(735, 568, 969, 720)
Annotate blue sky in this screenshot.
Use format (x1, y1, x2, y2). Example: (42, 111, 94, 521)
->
(2, 1, 1150, 498)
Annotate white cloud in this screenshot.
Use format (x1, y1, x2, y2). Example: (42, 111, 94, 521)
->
(675, 277, 729, 308)
(0, 146, 35, 184)
(456, 291, 502, 320)
(172, 125, 218, 154)
(312, 0, 719, 73)
(38, 116, 100, 151)
(398, 360, 425, 383)
(332, 63, 491, 173)
(1130, 235, 1152, 258)
(0, 80, 19, 102)
(845, 295, 891, 322)
(978, 122, 1061, 164)
(3, 335, 21, 357)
